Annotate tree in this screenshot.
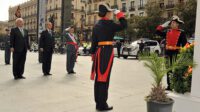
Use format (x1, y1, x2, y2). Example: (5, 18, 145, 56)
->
(122, 1, 164, 41)
(175, 0, 197, 37)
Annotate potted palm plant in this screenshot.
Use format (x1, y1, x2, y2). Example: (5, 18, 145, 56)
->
(139, 52, 194, 112)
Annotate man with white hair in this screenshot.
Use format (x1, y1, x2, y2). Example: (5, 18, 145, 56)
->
(10, 18, 30, 80)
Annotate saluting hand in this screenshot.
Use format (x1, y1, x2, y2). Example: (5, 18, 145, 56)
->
(113, 10, 120, 15)
(161, 21, 170, 28)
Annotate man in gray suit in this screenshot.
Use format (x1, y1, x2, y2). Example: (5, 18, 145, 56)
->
(4, 29, 11, 65)
(65, 26, 78, 74)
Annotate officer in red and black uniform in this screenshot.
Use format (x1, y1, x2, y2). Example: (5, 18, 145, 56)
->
(156, 15, 187, 90)
(90, 3, 127, 111)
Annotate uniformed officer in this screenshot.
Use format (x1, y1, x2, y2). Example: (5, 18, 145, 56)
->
(65, 26, 78, 74)
(4, 29, 11, 65)
(90, 3, 127, 111)
(156, 15, 187, 90)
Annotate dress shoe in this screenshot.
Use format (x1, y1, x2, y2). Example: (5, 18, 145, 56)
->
(44, 73, 49, 76)
(68, 71, 76, 74)
(14, 77, 20, 80)
(96, 106, 113, 111)
(47, 73, 52, 75)
(19, 76, 26, 79)
(71, 71, 76, 74)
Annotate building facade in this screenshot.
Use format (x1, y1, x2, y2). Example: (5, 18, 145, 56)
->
(0, 21, 8, 35)
(8, 0, 86, 42)
(150, 0, 187, 18)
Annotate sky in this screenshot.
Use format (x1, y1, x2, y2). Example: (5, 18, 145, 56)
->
(0, 0, 28, 21)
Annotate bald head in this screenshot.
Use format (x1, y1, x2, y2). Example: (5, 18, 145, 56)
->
(46, 22, 53, 30)
(15, 18, 24, 27)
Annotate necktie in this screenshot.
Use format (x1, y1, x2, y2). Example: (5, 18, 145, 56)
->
(49, 30, 52, 36)
(20, 28, 24, 37)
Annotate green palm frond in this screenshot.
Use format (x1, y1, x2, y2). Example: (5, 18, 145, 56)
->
(139, 53, 167, 87)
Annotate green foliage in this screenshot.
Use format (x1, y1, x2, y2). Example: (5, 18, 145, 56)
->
(139, 49, 195, 102)
(139, 53, 170, 102)
(175, 0, 197, 37)
(170, 44, 195, 93)
(123, 1, 164, 40)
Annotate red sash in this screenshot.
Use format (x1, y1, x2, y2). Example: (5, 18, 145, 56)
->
(91, 47, 114, 82)
(66, 42, 78, 50)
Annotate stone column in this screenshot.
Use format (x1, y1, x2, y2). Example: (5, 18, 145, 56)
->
(191, 0, 200, 97)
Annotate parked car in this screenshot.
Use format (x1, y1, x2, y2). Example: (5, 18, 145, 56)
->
(30, 42, 38, 52)
(188, 38, 195, 44)
(78, 42, 91, 56)
(121, 40, 161, 59)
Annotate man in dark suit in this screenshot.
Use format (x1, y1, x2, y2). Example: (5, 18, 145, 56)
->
(10, 18, 30, 80)
(4, 29, 11, 65)
(39, 22, 55, 76)
(65, 26, 78, 74)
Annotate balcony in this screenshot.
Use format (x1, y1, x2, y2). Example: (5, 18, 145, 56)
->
(166, 4, 175, 9)
(138, 5, 145, 10)
(46, 7, 62, 13)
(121, 7, 127, 12)
(129, 7, 135, 11)
(72, 8, 85, 13)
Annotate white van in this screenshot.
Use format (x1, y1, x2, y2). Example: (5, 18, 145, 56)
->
(121, 40, 161, 59)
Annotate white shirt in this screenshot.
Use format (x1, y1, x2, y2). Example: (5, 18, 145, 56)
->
(68, 33, 77, 43)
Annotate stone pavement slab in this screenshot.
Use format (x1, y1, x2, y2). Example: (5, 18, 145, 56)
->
(0, 51, 154, 112)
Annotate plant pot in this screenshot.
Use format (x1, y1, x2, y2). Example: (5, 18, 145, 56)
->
(147, 99, 174, 112)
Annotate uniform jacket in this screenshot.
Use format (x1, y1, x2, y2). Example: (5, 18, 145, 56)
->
(65, 33, 78, 51)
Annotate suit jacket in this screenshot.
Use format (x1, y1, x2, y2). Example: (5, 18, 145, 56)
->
(65, 33, 77, 51)
(39, 30, 55, 52)
(10, 27, 30, 52)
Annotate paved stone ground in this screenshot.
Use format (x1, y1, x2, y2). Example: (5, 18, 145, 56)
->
(0, 51, 156, 112)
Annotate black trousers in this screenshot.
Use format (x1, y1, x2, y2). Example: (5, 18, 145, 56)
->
(42, 51, 53, 74)
(95, 78, 110, 108)
(5, 47, 11, 64)
(66, 50, 76, 73)
(166, 50, 178, 89)
(12, 51, 27, 78)
(94, 48, 113, 108)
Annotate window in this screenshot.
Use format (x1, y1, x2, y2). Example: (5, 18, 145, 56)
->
(139, 12, 144, 16)
(140, 0, 144, 7)
(122, 3, 126, 12)
(167, 11, 173, 18)
(145, 41, 157, 46)
(160, 3, 164, 8)
(131, 1, 135, 8)
(130, 14, 134, 17)
(168, 0, 173, 5)
(94, 4, 97, 11)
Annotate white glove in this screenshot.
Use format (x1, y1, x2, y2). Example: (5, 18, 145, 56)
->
(114, 10, 120, 15)
(161, 21, 170, 28)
